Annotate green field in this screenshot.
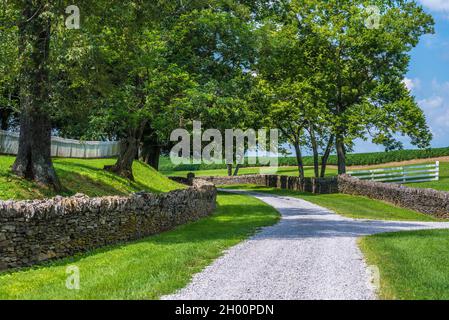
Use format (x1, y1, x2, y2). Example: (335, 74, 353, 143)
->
(161, 166, 337, 178)
(221, 185, 438, 222)
(0, 156, 183, 200)
(0, 192, 279, 299)
(360, 229, 449, 300)
(159, 147, 449, 172)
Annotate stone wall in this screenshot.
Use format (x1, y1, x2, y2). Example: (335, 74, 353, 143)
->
(199, 175, 268, 187)
(338, 175, 449, 218)
(198, 175, 339, 194)
(0, 180, 217, 271)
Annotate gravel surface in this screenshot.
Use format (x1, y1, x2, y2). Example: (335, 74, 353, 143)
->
(163, 191, 449, 300)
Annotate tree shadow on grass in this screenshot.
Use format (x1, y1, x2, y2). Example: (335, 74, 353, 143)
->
(55, 162, 166, 194)
(0, 159, 174, 200)
(54, 169, 131, 197)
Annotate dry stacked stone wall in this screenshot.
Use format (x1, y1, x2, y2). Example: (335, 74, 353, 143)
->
(0, 180, 216, 271)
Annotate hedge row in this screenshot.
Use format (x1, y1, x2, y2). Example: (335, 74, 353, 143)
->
(160, 147, 449, 171)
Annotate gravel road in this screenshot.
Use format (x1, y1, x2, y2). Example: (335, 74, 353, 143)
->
(163, 191, 449, 300)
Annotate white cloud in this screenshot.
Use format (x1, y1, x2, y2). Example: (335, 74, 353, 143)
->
(431, 79, 449, 91)
(436, 108, 449, 127)
(419, 0, 449, 12)
(403, 77, 421, 92)
(419, 96, 443, 109)
(416, 79, 449, 146)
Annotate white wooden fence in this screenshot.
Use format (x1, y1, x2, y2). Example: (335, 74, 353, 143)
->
(0, 130, 119, 158)
(348, 161, 439, 184)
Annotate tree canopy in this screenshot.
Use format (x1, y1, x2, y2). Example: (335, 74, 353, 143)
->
(0, 0, 435, 187)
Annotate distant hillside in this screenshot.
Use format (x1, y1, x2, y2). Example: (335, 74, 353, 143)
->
(160, 147, 449, 172)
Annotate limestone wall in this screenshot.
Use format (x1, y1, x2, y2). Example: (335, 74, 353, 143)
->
(198, 175, 339, 194)
(0, 180, 217, 271)
(338, 175, 449, 218)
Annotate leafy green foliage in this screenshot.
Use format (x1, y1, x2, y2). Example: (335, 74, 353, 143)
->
(0, 4, 19, 128)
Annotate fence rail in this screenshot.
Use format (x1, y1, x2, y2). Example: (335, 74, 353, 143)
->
(0, 130, 119, 159)
(348, 161, 439, 184)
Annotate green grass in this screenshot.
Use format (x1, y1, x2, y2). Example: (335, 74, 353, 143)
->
(0, 156, 183, 200)
(360, 229, 449, 300)
(221, 185, 439, 222)
(0, 192, 279, 300)
(162, 166, 337, 178)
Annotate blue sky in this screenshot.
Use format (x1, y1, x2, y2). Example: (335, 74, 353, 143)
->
(354, 0, 449, 153)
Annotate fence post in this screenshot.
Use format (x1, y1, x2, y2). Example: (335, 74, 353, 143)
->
(402, 166, 406, 183)
(436, 161, 440, 181)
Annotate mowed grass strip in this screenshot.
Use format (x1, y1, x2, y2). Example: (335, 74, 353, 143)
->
(359, 229, 449, 300)
(0, 156, 183, 200)
(221, 185, 439, 222)
(0, 193, 279, 300)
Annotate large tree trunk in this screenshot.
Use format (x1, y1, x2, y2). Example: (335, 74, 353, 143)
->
(233, 164, 241, 176)
(336, 133, 346, 174)
(320, 134, 334, 178)
(105, 136, 138, 180)
(140, 126, 161, 170)
(308, 125, 320, 178)
(0, 109, 11, 130)
(227, 164, 233, 176)
(141, 144, 161, 170)
(12, 2, 61, 191)
(293, 142, 305, 180)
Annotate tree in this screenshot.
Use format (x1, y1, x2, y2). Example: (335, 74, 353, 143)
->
(69, 1, 197, 180)
(0, 4, 19, 130)
(258, 0, 434, 178)
(53, 0, 265, 178)
(166, 3, 261, 176)
(256, 13, 334, 179)
(290, 0, 434, 174)
(7, 1, 62, 190)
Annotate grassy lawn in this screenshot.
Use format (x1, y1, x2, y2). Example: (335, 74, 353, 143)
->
(0, 156, 183, 200)
(0, 192, 279, 300)
(360, 229, 449, 300)
(221, 185, 438, 222)
(162, 166, 338, 178)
